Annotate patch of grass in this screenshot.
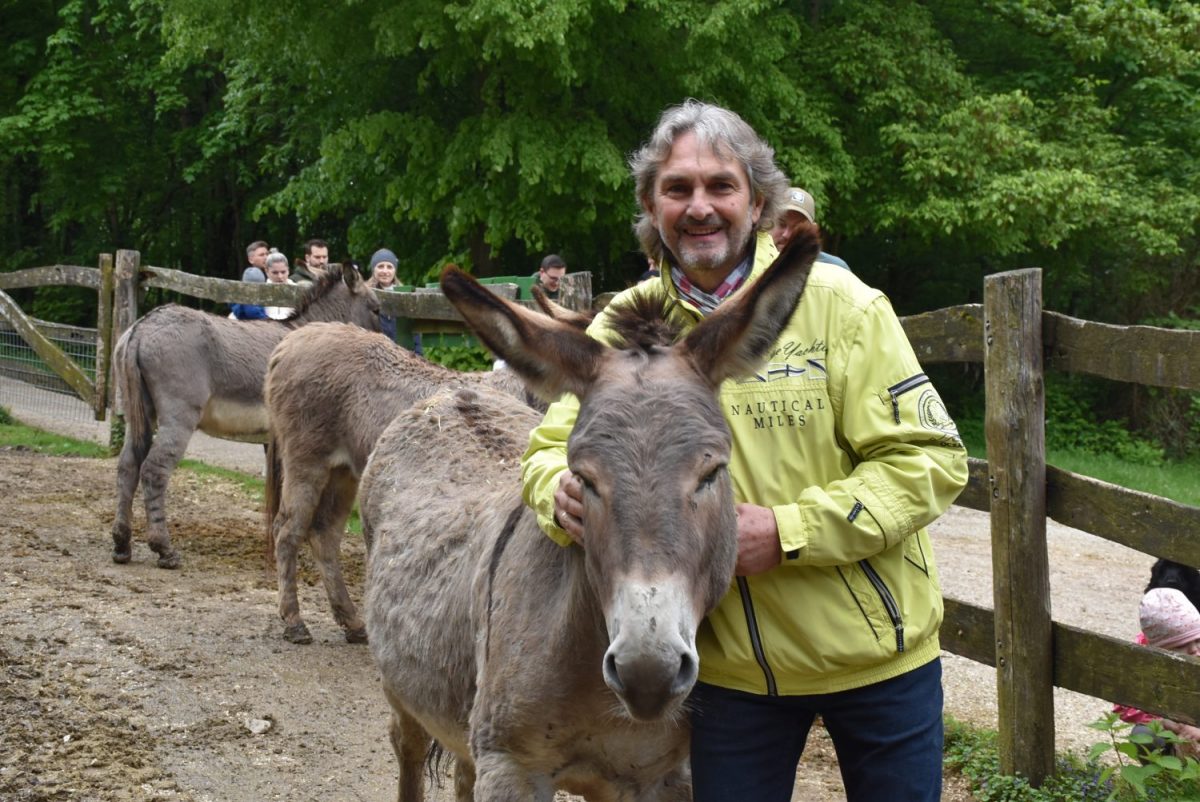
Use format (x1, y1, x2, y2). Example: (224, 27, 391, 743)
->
(0, 417, 109, 458)
(1048, 450, 1200, 508)
(954, 414, 1198, 507)
(177, 458, 265, 503)
(0, 407, 267, 497)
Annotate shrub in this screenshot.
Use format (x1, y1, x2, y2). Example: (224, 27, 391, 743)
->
(944, 718, 1113, 801)
(1088, 712, 1200, 800)
(423, 343, 494, 372)
(1044, 378, 1164, 466)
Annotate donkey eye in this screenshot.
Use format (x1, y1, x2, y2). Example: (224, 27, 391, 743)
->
(696, 465, 724, 492)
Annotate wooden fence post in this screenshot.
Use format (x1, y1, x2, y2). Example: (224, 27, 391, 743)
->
(93, 253, 114, 421)
(984, 268, 1054, 784)
(110, 249, 141, 452)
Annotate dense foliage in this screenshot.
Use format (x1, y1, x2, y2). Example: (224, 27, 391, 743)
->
(2, 1, 1198, 447)
(3, 1, 1198, 312)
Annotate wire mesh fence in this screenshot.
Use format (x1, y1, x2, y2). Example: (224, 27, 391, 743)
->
(0, 320, 98, 425)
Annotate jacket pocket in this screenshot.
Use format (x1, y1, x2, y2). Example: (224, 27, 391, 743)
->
(859, 559, 905, 654)
(836, 560, 903, 655)
(886, 373, 930, 424)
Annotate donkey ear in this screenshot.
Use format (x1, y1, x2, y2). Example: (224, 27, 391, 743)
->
(679, 225, 820, 388)
(340, 261, 361, 288)
(530, 284, 594, 331)
(441, 267, 606, 400)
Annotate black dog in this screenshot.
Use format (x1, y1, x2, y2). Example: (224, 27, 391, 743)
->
(1146, 559, 1200, 613)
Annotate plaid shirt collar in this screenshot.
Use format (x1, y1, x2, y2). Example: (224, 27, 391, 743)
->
(667, 245, 755, 316)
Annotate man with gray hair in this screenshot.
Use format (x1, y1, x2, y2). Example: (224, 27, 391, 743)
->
(522, 99, 967, 801)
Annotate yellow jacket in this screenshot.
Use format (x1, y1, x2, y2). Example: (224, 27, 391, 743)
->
(521, 233, 968, 695)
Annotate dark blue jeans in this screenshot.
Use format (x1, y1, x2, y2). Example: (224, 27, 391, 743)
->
(688, 658, 943, 802)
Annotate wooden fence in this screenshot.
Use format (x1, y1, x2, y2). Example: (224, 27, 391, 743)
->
(0, 249, 591, 418)
(2, 253, 1199, 784)
(907, 268, 1200, 784)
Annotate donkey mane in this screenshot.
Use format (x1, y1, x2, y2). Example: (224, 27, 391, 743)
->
(605, 294, 683, 352)
(282, 268, 346, 320)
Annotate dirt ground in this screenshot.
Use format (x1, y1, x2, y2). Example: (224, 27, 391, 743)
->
(0, 396, 1154, 801)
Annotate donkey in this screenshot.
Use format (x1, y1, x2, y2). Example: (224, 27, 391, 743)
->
(263, 321, 537, 644)
(359, 230, 818, 801)
(111, 263, 380, 569)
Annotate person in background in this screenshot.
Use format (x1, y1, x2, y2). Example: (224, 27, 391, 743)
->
(263, 250, 296, 320)
(534, 254, 567, 300)
(771, 187, 850, 271)
(366, 248, 400, 342)
(291, 238, 330, 283)
(637, 254, 660, 283)
(1113, 587, 1200, 760)
(229, 266, 268, 320)
(245, 240, 269, 276)
(521, 99, 967, 802)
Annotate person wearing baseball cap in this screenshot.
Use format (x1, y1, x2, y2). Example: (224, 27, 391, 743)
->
(771, 187, 850, 270)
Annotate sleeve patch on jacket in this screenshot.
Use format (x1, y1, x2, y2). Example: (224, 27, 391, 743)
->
(917, 389, 960, 439)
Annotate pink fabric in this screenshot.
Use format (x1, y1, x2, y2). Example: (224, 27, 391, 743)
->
(1140, 588, 1200, 649)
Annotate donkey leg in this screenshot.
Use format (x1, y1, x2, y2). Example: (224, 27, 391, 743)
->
(309, 469, 366, 643)
(111, 434, 147, 563)
(385, 692, 431, 802)
(139, 416, 199, 570)
(472, 749, 553, 802)
(637, 765, 692, 802)
(454, 757, 476, 802)
(274, 463, 328, 644)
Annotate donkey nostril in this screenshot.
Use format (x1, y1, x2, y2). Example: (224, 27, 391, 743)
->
(603, 650, 625, 693)
(672, 651, 698, 695)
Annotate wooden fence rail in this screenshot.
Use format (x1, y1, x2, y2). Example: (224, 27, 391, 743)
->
(4, 254, 1200, 785)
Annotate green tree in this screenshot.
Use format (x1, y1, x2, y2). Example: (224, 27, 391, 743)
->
(0, 0, 296, 308)
(5, 0, 1199, 329)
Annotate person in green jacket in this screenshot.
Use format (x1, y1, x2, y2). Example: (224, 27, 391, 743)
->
(521, 99, 968, 801)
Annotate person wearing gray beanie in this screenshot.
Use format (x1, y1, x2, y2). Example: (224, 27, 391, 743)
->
(366, 248, 401, 344)
(369, 248, 399, 272)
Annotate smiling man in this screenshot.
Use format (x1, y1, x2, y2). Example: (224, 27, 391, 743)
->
(521, 100, 968, 802)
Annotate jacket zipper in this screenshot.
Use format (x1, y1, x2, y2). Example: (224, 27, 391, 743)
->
(736, 577, 778, 695)
(886, 373, 930, 423)
(859, 559, 905, 653)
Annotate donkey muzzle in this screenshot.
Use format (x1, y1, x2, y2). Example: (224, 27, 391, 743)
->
(603, 579, 700, 721)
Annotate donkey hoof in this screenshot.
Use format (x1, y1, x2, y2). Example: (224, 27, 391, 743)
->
(345, 627, 368, 644)
(283, 623, 313, 644)
(112, 547, 132, 564)
(148, 541, 181, 569)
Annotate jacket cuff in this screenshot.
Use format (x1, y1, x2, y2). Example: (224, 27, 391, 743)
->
(537, 511, 575, 547)
(774, 503, 808, 561)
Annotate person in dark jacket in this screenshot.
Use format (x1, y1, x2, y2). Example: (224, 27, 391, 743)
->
(229, 266, 268, 320)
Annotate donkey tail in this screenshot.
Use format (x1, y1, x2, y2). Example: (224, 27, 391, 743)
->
(264, 434, 283, 575)
(114, 325, 154, 464)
